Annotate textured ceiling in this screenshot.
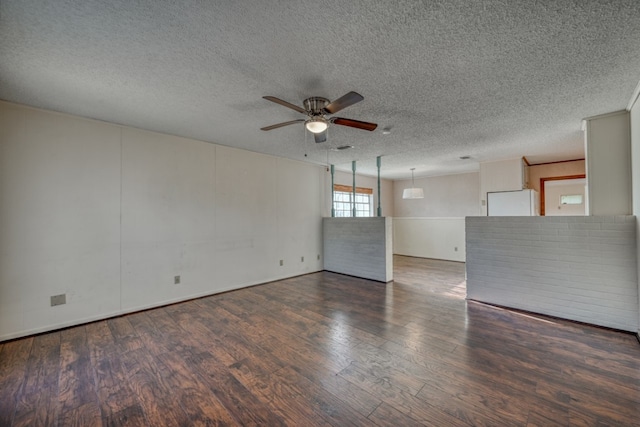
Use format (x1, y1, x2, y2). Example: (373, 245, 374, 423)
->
(1, 1, 640, 179)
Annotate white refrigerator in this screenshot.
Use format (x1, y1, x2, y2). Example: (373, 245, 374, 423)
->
(487, 189, 539, 216)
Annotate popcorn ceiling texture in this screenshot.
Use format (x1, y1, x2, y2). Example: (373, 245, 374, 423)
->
(1, 0, 639, 179)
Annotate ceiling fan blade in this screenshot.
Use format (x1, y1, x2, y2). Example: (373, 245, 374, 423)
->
(260, 119, 305, 131)
(263, 96, 307, 114)
(324, 91, 364, 114)
(314, 130, 327, 143)
(332, 117, 377, 131)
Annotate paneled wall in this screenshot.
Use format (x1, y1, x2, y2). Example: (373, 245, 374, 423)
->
(0, 104, 122, 336)
(466, 216, 638, 332)
(393, 172, 479, 218)
(393, 218, 465, 262)
(630, 95, 640, 336)
(391, 172, 477, 261)
(0, 101, 324, 341)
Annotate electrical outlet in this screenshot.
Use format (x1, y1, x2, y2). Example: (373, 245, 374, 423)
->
(279, 260, 283, 266)
(317, 254, 320, 260)
(481, 200, 486, 206)
(301, 256, 304, 262)
(50, 294, 66, 307)
(454, 247, 458, 252)
(174, 275, 181, 285)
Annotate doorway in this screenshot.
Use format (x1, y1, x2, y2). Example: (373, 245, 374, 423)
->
(540, 175, 586, 216)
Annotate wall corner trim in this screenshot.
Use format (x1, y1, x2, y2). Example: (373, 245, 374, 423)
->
(627, 79, 640, 111)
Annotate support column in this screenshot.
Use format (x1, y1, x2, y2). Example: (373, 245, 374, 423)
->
(330, 164, 335, 217)
(583, 110, 631, 215)
(352, 161, 357, 217)
(376, 156, 382, 217)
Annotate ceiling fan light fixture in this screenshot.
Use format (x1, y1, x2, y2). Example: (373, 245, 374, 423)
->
(305, 118, 328, 134)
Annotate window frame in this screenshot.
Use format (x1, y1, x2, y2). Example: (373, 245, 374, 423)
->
(332, 185, 373, 217)
(560, 194, 584, 205)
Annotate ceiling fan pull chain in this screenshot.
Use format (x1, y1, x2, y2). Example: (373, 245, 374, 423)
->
(304, 123, 308, 157)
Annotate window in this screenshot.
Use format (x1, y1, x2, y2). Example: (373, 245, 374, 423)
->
(560, 194, 583, 205)
(333, 185, 373, 217)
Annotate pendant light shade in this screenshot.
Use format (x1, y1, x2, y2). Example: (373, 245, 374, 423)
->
(402, 187, 424, 199)
(402, 168, 424, 199)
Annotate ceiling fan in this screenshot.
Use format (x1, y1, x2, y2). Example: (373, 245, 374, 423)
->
(260, 91, 377, 143)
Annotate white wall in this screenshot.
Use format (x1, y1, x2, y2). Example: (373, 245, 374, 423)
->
(121, 128, 219, 311)
(328, 169, 394, 217)
(0, 101, 324, 341)
(393, 218, 465, 262)
(0, 103, 122, 336)
(544, 180, 586, 216)
(466, 216, 638, 332)
(526, 160, 585, 193)
(390, 172, 477, 262)
(479, 159, 524, 215)
(584, 111, 632, 216)
(393, 172, 479, 218)
(630, 96, 640, 336)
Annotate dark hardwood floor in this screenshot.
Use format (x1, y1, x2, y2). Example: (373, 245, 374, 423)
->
(1, 255, 639, 426)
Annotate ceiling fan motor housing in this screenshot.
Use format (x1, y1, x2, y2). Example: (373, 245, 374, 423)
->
(303, 97, 329, 115)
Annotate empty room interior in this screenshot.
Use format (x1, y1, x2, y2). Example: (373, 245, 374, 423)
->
(2, 1, 640, 426)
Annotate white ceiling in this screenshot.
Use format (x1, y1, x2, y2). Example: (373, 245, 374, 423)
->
(1, 1, 639, 179)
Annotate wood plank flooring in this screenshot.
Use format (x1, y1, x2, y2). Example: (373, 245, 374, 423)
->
(1, 255, 639, 426)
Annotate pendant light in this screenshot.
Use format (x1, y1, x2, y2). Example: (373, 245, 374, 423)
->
(402, 168, 424, 199)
